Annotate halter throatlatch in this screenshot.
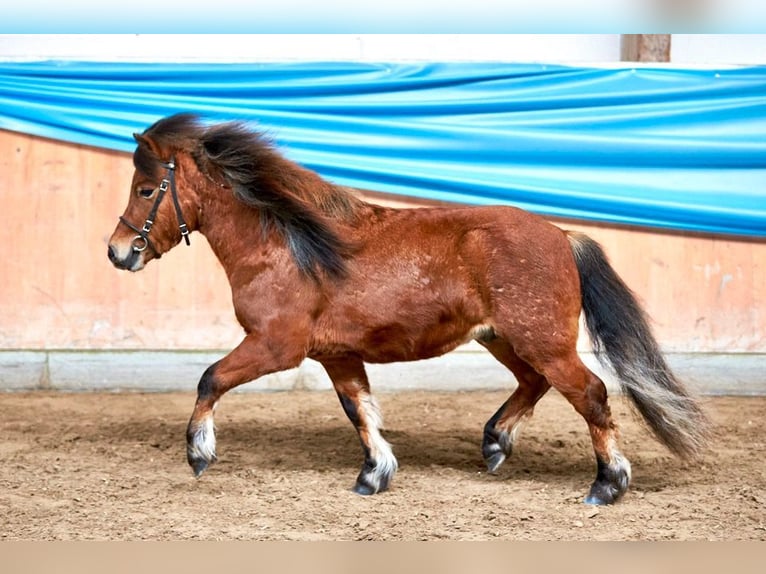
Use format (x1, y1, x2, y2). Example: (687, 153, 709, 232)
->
(119, 158, 191, 254)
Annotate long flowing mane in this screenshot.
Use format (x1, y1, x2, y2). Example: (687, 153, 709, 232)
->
(138, 113, 361, 280)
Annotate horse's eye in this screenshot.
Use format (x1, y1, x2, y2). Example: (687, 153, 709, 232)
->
(138, 187, 155, 199)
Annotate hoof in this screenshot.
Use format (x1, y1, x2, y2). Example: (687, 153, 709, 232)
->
(351, 473, 391, 496)
(584, 457, 631, 505)
(482, 427, 512, 473)
(187, 450, 217, 478)
(351, 460, 393, 495)
(583, 486, 623, 506)
(352, 482, 378, 496)
(484, 451, 506, 474)
(189, 457, 210, 478)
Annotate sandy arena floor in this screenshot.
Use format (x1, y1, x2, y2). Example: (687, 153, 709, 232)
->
(1, 390, 764, 540)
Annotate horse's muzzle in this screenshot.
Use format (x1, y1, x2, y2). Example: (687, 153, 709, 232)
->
(108, 243, 143, 272)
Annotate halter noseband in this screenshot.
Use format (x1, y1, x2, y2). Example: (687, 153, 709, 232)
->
(119, 158, 191, 254)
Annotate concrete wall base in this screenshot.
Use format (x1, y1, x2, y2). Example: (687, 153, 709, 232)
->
(1, 349, 763, 395)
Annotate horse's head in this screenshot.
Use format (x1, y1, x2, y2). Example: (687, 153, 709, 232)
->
(108, 117, 201, 271)
(109, 113, 353, 280)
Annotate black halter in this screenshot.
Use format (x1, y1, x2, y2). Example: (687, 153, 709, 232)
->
(119, 158, 191, 254)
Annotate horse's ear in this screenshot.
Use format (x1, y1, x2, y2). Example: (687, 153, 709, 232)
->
(133, 132, 162, 156)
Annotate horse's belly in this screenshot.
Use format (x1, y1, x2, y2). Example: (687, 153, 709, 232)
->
(353, 319, 492, 364)
(312, 258, 490, 362)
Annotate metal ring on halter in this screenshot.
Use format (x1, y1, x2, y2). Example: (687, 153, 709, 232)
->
(131, 235, 149, 252)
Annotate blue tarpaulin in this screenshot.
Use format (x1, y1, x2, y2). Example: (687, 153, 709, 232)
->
(1, 61, 765, 236)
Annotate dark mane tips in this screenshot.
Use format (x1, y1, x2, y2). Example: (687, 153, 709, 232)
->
(196, 118, 354, 282)
(143, 113, 205, 142)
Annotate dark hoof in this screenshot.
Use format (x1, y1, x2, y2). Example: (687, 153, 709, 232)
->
(484, 451, 506, 474)
(584, 486, 623, 506)
(351, 462, 392, 495)
(584, 459, 630, 505)
(188, 450, 217, 478)
(190, 457, 209, 478)
(352, 482, 378, 496)
(482, 427, 512, 473)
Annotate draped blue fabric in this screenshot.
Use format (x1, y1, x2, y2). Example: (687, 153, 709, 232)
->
(1, 60, 765, 236)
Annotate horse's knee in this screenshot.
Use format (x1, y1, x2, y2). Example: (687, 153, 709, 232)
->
(196, 362, 220, 400)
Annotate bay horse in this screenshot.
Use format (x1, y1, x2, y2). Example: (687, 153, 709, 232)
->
(108, 114, 709, 504)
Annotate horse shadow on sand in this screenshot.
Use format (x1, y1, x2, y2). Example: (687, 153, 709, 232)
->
(95, 411, 684, 494)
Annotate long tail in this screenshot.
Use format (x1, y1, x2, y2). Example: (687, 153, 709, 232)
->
(567, 232, 710, 459)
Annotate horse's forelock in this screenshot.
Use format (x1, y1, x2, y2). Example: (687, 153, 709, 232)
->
(132, 143, 160, 178)
(132, 114, 207, 177)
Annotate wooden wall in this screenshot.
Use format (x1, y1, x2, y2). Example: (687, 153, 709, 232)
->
(1, 129, 764, 354)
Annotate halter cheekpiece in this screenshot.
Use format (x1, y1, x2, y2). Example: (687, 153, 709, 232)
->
(119, 158, 191, 254)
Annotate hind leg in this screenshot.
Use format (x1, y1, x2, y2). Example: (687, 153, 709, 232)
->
(536, 352, 631, 505)
(320, 355, 398, 495)
(479, 338, 551, 472)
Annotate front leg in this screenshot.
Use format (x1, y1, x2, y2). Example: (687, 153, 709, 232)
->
(187, 333, 303, 477)
(320, 355, 398, 495)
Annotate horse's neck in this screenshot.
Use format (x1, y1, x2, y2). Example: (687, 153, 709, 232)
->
(196, 187, 284, 279)
(194, 178, 385, 282)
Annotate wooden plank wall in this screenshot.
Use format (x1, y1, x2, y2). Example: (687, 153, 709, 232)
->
(1, 129, 764, 354)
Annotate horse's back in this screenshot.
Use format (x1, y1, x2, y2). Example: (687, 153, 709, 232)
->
(372, 203, 578, 303)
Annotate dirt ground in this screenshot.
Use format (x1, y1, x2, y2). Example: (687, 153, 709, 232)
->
(1, 389, 764, 541)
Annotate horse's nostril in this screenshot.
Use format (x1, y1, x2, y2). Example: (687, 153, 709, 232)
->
(107, 244, 118, 263)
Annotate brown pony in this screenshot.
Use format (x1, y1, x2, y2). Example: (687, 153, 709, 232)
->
(108, 114, 709, 504)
